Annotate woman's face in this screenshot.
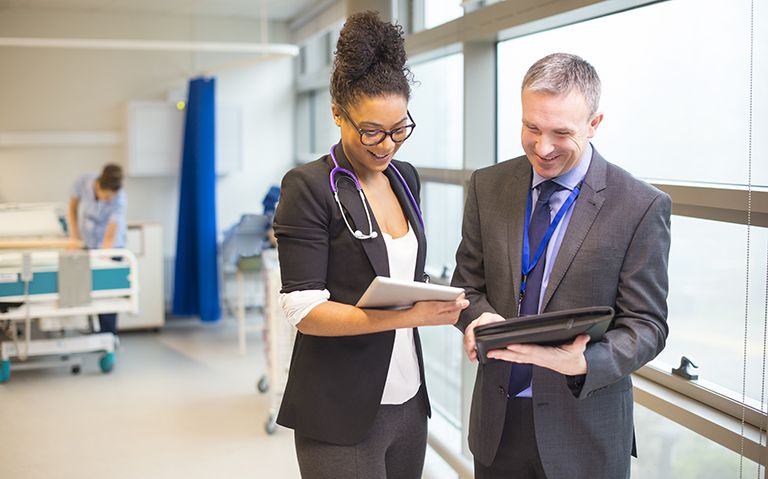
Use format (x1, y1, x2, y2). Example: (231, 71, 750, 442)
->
(94, 181, 117, 201)
(332, 94, 411, 177)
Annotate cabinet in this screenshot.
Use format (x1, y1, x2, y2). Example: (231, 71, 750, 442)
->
(119, 223, 165, 330)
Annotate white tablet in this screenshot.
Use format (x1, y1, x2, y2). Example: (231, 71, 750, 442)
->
(355, 276, 464, 309)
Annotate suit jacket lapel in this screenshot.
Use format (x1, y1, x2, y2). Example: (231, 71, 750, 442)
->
(331, 145, 390, 277)
(507, 163, 531, 317)
(541, 150, 607, 311)
(384, 164, 427, 281)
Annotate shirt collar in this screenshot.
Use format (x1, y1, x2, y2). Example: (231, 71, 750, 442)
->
(531, 142, 593, 192)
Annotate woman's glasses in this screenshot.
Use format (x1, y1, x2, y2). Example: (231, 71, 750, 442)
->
(338, 106, 416, 146)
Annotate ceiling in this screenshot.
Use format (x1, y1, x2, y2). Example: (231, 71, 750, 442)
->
(0, 0, 321, 21)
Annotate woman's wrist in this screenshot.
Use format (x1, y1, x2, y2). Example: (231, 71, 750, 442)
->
(365, 307, 413, 331)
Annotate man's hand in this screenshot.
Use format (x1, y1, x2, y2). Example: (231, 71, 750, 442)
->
(463, 312, 506, 362)
(486, 334, 590, 376)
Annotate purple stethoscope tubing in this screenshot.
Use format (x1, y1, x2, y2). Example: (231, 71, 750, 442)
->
(328, 143, 424, 240)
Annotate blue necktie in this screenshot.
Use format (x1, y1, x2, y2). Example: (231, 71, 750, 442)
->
(508, 180, 563, 396)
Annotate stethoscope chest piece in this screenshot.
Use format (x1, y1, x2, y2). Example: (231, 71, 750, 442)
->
(332, 187, 378, 240)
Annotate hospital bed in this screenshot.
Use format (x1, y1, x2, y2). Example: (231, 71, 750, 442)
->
(0, 203, 139, 382)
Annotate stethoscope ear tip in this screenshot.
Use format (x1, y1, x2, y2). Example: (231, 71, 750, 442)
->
(370, 231, 378, 239)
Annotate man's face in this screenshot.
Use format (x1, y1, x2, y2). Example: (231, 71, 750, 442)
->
(521, 88, 603, 179)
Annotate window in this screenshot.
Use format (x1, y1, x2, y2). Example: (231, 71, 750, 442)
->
(399, 53, 464, 169)
(657, 216, 768, 404)
(295, 91, 312, 161)
(424, 0, 463, 29)
(295, 89, 337, 163)
(295, 25, 341, 163)
(312, 88, 337, 153)
(496, 0, 768, 405)
(497, 0, 768, 187)
(490, 0, 768, 471)
(322, 31, 333, 67)
(420, 181, 465, 425)
(411, 0, 464, 32)
(422, 182, 463, 277)
(298, 46, 307, 75)
(633, 403, 761, 478)
(420, 319, 463, 425)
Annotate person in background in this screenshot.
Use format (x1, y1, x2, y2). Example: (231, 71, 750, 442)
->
(273, 11, 468, 479)
(68, 163, 127, 336)
(452, 53, 671, 479)
(262, 185, 280, 248)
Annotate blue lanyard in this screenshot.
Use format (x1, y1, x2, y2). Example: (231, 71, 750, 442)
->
(519, 181, 583, 306)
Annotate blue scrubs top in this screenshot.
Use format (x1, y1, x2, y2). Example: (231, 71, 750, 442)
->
(71, 173, 126, 249)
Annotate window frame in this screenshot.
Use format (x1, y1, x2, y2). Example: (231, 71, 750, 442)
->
(405, 0, 768, 469)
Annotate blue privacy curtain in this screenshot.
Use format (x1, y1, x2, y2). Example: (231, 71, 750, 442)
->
(172, 77, 221, 322)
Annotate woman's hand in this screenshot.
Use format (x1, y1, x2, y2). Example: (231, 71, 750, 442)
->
(408, 293, 469, 327)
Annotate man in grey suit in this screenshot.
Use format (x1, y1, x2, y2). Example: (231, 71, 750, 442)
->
(451, 53, 671, 479)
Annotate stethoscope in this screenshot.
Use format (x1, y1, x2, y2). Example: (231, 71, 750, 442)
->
(329, 143, 424, 240)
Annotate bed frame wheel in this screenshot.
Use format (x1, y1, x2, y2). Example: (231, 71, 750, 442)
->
(265, 414, 277, 435)
(0, 360, 10, 383)
(257, 375, 269, 393)
(99, 352, 115, 373)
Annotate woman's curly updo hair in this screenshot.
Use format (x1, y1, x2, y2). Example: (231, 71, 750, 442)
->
(330, 11, 414, 109)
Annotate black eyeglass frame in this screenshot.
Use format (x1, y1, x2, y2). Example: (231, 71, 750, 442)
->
(337, 106, 417, 146)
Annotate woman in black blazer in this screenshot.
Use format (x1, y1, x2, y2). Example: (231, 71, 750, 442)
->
(273, 11, 468, 479)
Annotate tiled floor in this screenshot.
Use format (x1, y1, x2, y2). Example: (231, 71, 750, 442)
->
(0, 315, 458, 479)
(0, 316, 301, 479)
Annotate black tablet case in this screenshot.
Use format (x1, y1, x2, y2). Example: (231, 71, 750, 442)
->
(474, 306, 614, 364)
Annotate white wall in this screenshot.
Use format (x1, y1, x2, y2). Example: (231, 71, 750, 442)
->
(0, 7, 295, 260)
(215, 60, 294, 236)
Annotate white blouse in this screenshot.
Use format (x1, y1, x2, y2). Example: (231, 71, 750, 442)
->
(278, 224, 422, 405)
(379, 226, 422, 404)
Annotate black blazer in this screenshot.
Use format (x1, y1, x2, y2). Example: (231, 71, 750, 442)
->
(273, 143, 431, 445)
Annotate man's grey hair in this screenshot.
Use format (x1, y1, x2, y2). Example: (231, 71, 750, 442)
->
(522, 53, 601, 116)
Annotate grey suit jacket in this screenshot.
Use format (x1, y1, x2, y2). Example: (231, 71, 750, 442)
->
(451, 149, 671, 479)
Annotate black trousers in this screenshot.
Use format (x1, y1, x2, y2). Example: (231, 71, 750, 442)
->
(98, 313, 118, 335)
(475, 397, 548, 479)
(294, 391, 427, 479)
